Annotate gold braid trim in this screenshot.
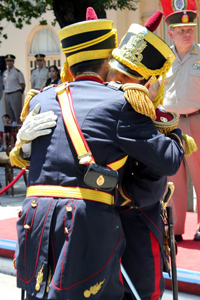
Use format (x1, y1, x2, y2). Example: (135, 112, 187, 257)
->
(154, 112, 179, 136)
(122, 83, 156, 120)
(112, 50, 172, 108)
(46, 267, 51, 293)
(61, 60, 74, 83)
(20, 89, 40, 122)
(151, 74, 166, 109)
(118, 185, 132, 206)
(163, 233, 171, 257)
(9, 133, 30, 169)
(154, 112, 197, 157)
(9, 147, 30, 169)
(112, 50, 172, 81)
(182, 133, 198, 157)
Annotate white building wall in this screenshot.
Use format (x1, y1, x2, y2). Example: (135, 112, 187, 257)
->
(0, 11, 61, 94)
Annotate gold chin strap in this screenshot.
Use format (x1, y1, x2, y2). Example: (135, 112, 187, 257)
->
(151, 58, 173, 109)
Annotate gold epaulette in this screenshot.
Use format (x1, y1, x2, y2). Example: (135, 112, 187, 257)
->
(122, 83, 156, 120)
(20, 89, 40, 122)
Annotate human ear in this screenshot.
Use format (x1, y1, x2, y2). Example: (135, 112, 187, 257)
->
(168, 29, 173, 40)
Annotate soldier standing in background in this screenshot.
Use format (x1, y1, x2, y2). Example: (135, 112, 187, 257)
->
(149, 0, 200, 241)
(3, 54, 25, 124)
(30, 54, 49, 90)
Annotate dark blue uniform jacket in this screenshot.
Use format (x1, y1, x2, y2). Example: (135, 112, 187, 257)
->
(15, 78, 184, 300)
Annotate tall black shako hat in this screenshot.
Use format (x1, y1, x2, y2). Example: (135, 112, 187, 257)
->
(57, 7, 117, 68)
(160, 0, 197, 27)
(110, 11, 175, 108)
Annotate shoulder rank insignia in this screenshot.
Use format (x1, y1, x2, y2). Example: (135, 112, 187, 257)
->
(193, 61, 200, 69)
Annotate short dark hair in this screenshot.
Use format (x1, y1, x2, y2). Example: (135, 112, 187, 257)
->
(70, 59, 105, 77)
(2, 114, 11, 119)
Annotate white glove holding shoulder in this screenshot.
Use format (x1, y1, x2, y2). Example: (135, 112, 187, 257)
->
(18, 103, 58, 142)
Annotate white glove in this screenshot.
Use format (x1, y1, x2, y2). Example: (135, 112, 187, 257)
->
(18, 103, 58, 142)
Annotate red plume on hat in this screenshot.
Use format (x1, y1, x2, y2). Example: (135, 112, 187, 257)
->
(145, 10, 163, 32)
(86, 7, 98, 20)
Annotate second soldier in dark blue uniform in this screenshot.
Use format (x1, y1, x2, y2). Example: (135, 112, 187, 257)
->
(107, 12, 187, 300)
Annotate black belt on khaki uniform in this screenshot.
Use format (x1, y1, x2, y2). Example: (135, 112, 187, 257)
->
(180, 110, 200, 118)
(5, 89, 22, 95)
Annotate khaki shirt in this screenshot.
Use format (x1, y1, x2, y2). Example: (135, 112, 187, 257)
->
(30, 66, 49, 90)
(0, 76, 3, 99)
(149, 44, 200, 114)
(3, 67, 25, 93)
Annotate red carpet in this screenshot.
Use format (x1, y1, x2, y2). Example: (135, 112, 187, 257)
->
(0, 212, 200, 295)
(176, 212, 200, 272)
(0, 217, 18, 240)
(0, 212, 200, 271)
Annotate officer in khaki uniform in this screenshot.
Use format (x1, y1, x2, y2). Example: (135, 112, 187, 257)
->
(3, 54, 25, 124)
(30, 54, 49, 90)
(149, 0, 200, 241)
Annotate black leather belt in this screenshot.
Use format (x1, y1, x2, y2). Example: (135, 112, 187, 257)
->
(5, 89, 22, 95)
(180, 110, 200, 117)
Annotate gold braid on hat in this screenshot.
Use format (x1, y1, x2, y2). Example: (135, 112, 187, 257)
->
(60, 28, 118, 80)
(122, 83, 156, 120)
(112, 49, 173, 109)
(61, 29, 117, 54)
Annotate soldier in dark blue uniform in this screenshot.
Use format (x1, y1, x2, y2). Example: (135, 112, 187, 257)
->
(107, 13, 188, 300)
(10, 8, 184, 300)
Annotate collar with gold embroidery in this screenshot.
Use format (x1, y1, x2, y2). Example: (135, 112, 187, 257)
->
(75, 72, 104, 83)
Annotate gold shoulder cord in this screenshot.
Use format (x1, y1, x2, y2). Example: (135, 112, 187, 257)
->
(20, 89, 40, 122)
(10, 89, 40, 168)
